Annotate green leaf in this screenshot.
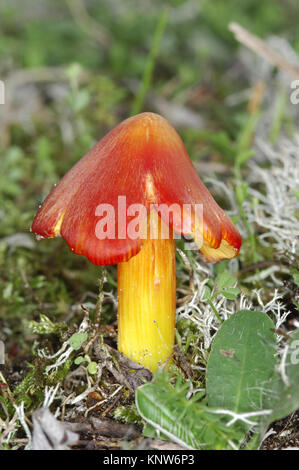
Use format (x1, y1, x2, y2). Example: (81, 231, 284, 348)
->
(220, 287, 240, 300)
(131, 8, 168, 116)
(202, 285, 212, 301)
(235, 149, 254, 167)
(292, 271, 299, 286)
(136, 370, 245, 450)
(87, 361, 98, 375)
(263, 329, 299, 425)
(69, 332, 88, 351)
(74, 356, 84, 365)
(206, 310, 276, 414)
(235, 183, 248, 206)
(236, 111, 261, 155)
(216, 271, 236, 290)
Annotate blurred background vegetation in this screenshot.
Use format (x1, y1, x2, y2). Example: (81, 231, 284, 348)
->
(0, 0, 299, 435)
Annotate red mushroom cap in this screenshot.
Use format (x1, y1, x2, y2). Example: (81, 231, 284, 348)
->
(31, 112, 241, 265)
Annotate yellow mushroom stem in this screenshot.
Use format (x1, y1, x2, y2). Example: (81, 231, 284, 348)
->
(117, 212, 176, 372)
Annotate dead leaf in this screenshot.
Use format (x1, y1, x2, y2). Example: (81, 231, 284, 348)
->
(31, 408, 78, 450)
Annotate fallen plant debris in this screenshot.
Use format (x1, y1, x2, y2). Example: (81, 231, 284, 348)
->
(31, 408, 79, 450)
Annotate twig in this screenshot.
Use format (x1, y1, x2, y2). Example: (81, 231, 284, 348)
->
(95, 268, 107, 326)
(229, 22, 299, 79)
(68, 416, 140, 440)
(101, 386, 123, 418)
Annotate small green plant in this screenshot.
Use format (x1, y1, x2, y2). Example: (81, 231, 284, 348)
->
(136, 369, 245, 450)
(114, 403, 142, 425)
(202, 270, 240, 322)
(68, 332, 88, 350)
(136, 311, 299, 450)
(74, 354, 98, 375)
(27, 314, 68, 335)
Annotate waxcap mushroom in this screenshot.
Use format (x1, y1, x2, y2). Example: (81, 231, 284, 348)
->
(32, 112, 241, 264)
(32, 112, 241, 371)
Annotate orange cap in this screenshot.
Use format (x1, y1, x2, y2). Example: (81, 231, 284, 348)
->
(31, 112, 241, 265)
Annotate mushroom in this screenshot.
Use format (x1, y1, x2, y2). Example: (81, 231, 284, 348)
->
(31, 112, 241, 372)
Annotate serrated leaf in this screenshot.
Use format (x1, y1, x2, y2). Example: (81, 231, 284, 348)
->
(206, 310, 276, 414)
(136, 371, 245, 450)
